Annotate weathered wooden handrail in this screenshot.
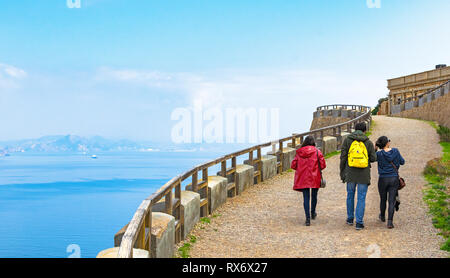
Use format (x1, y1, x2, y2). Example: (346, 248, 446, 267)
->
(117, 104, 372, 258)
(397, 80, 450, 104)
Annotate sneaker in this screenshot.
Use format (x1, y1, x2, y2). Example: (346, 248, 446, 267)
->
(305, 218, 311, 226)
(379, 214, 386, 222)
(311, 212, 317, 220)
(387, 220, 394, 229)
(346, 218, 354, 225)
(356, 223, 365, 230)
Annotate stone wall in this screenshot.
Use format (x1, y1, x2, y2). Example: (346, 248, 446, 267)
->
(393, 88, 450, 128)
(378, 100, 389, 115)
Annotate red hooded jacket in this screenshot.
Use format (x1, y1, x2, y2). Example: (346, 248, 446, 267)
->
(291, 146, 326, 191)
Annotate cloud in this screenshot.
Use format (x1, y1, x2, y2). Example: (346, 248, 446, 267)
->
(95, 66, 386, 109)
(0, 63, 27, 89)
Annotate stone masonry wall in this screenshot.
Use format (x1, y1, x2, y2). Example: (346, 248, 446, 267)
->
(393, 90, 450, 128)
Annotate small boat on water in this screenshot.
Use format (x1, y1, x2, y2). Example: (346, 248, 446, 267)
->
(91, 155, 98, 159)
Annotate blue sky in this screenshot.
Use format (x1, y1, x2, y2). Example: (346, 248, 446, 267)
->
(1, 0, 450, 143)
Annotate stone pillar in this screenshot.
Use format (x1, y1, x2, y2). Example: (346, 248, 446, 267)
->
(150, 212, 175, 258)
(244, 155, 277, 182)
(218, 164, 254, 196)
(322, 136, 338, 155)
(267, 147, 296, 172)
(186, 176, 228, 214)
(338, 131, 351, 150)
(113, 212, 175, 258)
(179, 191, 200, 239)
(96, 247, 149, 258)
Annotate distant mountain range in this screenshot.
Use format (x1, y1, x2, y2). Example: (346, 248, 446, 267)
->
(0, 135, 254, 155)
(0, 135, 151, 154)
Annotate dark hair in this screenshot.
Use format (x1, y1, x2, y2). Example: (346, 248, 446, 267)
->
(355, 122, 367, 132)
(301, 135, 316, 148)
(375, 136, 390, 149)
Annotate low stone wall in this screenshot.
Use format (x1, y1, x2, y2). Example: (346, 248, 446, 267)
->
(393, 87, 450, 128)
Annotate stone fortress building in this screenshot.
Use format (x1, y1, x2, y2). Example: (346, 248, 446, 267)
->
(384, 64, 450, 115)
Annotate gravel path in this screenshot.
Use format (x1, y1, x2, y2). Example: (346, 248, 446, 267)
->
(181, 116, 448, 258)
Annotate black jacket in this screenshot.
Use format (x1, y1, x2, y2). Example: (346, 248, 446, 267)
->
(340, 130, 377, 185)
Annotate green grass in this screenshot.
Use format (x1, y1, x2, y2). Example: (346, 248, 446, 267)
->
(324, 151, 340, 159)
(178, 243, 191, 258)
(422, 121, 450, 252)
(365, 119, 376, 137)
(177, 235, 198, 258)
(200, 217, 211, 224)
(442, 142, 450, 162)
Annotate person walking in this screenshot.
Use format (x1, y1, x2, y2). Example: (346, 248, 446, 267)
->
(375, 136, 405, 229)
(291, 135, 326, 226)
(340, 122, 377, 230)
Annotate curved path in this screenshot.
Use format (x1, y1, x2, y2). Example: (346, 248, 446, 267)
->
(180, 116, 448, 258)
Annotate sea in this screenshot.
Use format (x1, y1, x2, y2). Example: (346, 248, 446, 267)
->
(0, 151, 249, 258)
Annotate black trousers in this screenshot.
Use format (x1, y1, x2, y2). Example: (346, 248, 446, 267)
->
(300, 188, 319, 219)
(378, 177, 399, 221)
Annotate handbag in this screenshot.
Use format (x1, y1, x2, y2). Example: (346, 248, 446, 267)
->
(316, 150, 326, 188)
(389, 161, 406, 190)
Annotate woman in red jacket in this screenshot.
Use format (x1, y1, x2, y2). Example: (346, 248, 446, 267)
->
(291, 135, 326, 226)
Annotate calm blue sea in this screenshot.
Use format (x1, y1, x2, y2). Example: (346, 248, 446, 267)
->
(0, 151, 229, 258)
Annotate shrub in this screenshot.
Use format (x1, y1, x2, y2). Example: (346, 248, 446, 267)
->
(437, 125, 450, 142)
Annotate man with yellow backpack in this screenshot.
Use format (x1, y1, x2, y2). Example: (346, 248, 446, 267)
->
(340, 122, 377, 230)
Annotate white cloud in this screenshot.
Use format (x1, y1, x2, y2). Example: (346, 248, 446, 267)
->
(0, 63, 27, 89)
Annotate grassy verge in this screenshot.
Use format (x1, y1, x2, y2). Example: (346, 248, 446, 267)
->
(422, 121, 450, 252)
(324, 151, 340, 159)
(175, 213, 221, 258)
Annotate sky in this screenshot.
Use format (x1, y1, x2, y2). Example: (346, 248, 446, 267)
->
(1, 0, 450, 144)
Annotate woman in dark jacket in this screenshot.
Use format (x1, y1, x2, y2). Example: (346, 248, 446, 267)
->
(291, 136, 326, 226)
(375, 136, 405, 229)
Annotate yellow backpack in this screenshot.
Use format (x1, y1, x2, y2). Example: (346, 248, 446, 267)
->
(348, 140, 368, 168)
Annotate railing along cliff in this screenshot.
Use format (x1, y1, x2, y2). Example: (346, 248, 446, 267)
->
(391, 80, 450, 114)
(117, 104, 372, 258)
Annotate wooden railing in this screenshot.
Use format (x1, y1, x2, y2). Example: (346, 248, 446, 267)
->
(117, 104, 372, 258)
(390, 80, 450, 114)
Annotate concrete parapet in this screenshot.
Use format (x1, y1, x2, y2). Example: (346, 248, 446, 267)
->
(234, 164, 254, 194)
(97, 247, 149, 258)
(322, 136, 338, 155)
(113, 212, 175, 258)
(268, 147, 296, 172)
(405, 101, 414, 110)
(180, 191, 200, 239)
(341, 109, 349, 118)
(150, 212, 175, 258)
(419, 96, 427, 106)
(331, 109, 341, 118)
(391, 104, 401, 114)
(245, 155, 277, 182)
(186, 176, 228, 214)
(338, 131, 351, 149)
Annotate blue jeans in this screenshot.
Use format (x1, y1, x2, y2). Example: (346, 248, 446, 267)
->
(300, 188, 319, 219)
(346, 183, 368, 224)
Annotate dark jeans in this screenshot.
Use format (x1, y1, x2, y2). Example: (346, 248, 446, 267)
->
(300, 188, 319, 219)
(378, 177, 399, 221)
